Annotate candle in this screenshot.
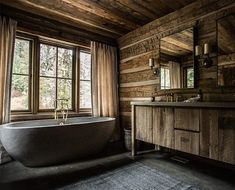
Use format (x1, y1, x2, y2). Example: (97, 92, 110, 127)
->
(195, 45, 200, 56)
(149, 58, 154, 67)
(204, 43, 209, 54)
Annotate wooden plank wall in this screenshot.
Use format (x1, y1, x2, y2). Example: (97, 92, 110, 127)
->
(118, 0, 235, 130)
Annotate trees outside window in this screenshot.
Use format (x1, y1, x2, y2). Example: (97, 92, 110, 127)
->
(160, 67, 170, 89)
(186, 67, 194, 88)
(39, 44, 73, 110)
(11, 38, 31, 111)
(80, 52, 91, 109)
(11, 36, 91, 114)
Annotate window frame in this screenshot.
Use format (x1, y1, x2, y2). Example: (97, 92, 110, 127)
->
(160, 67, 170, 89)
(37, 41, 76, 112)
(11, 32, 92, 120)
(11, 35, 33, 113)
(183, 66, 194, 88)
(79, 50, 92, 112)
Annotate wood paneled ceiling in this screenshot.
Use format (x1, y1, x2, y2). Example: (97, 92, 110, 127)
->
(0, 0, 196, 40)
(161, 28, 193, 58)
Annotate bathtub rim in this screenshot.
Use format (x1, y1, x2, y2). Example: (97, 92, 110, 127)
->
(0, 116, 115, 130)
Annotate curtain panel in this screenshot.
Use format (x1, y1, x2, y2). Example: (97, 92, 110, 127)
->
(169, 61, 181, 89)
(91, 41, 120, 140)
(0, 16, 17, 164)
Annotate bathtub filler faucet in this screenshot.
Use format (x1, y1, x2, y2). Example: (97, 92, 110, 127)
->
(54, 99, 69, 125)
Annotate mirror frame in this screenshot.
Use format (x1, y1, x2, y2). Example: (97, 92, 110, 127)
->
(216, 14, 235, 88)
(159, 26, 198, 91)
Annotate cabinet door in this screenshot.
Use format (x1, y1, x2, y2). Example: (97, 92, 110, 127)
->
(175, 130, 199, 155)
(174, 108, 200, 131)
(200, 109, 219, 160)
(135, 106, 153, 143)
(218, 110, 235, 165)
(153, 107, 174, 148)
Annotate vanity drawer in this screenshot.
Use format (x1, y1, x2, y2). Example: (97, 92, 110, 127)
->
(175, 130, 199, 155)
(174, 108, 200, 132)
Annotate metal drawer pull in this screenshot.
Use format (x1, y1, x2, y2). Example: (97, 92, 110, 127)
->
(180, 137, 189, 143)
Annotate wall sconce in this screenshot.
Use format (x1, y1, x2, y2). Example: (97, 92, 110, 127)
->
(195, 43, 213, 68)
(149, 58, 159, 76)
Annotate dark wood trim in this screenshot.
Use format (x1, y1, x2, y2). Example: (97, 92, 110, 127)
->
(193, 24, 199, 89)
(11, 32, 92, 119)
(11, 36, 33, 113)
(1, 5, 117, 45)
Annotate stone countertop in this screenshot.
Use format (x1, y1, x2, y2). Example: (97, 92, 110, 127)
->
(130, 101, 235, 108)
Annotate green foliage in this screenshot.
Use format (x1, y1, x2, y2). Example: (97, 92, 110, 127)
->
(11, 40, 91, 110)
(11, 39, 30, 110)
(13, 39, 30, 74)
(39, 44, 73, 109)
(187, 68, 194, 88)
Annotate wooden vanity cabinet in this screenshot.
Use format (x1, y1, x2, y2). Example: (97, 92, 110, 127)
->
(174, 108, 200, 155)
(135, 106, 153, 143)
(132, 102, 235, 165)
(200, 109, 235, 165)
(199, 109, 219, 160)
(153, 107, 174, 148)
(174, 108, 200, 131)
(218, 110, 235, 165)
(175, 130, 199, 155)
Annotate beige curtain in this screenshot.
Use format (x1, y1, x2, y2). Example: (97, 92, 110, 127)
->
(0, 17, 17, 164)
(91, 41, 120, 140)
(169, 61, 181, 89)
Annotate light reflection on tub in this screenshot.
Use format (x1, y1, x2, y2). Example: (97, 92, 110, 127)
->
(0, 117, 115, 167)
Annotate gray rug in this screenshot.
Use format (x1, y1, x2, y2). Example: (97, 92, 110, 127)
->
(57, 162, 199, 190)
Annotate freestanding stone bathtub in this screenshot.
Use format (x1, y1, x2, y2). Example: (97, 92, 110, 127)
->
(0, 117, 115, 167)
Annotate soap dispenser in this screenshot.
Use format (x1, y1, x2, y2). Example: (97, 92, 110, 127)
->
(197, 89, 203, 102)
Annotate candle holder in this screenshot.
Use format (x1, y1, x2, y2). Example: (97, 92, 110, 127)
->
(149, 58, 159, 76)
(195, 43, 214, 68)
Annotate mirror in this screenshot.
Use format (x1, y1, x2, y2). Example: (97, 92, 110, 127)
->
(217, 14, 235, 86)
(160, 28, 194, 90)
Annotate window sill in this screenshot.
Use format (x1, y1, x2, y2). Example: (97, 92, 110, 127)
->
(10, 111, 92, 122)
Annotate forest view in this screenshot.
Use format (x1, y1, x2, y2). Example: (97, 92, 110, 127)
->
(39, 44, 73, 109)
(11, 38, 92, 111)
(187, 68, 194, 88)
(80, 52, 91, 108)
(11, 38, 30, 110)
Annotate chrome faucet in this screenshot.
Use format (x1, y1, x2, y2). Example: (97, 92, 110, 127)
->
(54, 99, 69, 125)
(166, 93, 174, 102)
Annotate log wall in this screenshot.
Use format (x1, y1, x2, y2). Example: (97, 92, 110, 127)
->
(118, 0, 235, 130)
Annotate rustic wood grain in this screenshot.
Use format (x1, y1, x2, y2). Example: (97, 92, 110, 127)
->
(120, 52, 158, 72)
(199, 109, 219, 160)
(218, 110, 235, 165)
(120, 70, 157, 83)
(135, 106, 153, 143)
(1, 5, 116, 45)
(1, 0, 196, 39)
(131, 105, 136, 156)
(174, 108, 200, 131)
(153, 107, 174, 148)
(118, 0, 235, 47)
(119, 85, 159, 98)
(175, 130, 199, 155)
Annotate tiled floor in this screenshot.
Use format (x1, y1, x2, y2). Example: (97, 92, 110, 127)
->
(0, 150, 235, 190)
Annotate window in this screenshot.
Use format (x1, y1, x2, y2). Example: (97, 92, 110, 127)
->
(160, 67, 170, 89)
(39, 44, 73, 110)
(186, 67, 194, 88)
(10, 35, 91, 116)
(11, 38, 31, 111)
(79, 52, 91, 109)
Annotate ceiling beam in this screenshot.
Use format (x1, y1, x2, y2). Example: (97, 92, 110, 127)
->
(0, 0, 126, 38)
(63, 0, 140, 30)
(116, 0, 158, 20)
(1, 5, 117, 45)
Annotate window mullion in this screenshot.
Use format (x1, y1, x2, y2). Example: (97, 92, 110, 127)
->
(55, 46, 58, 108)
